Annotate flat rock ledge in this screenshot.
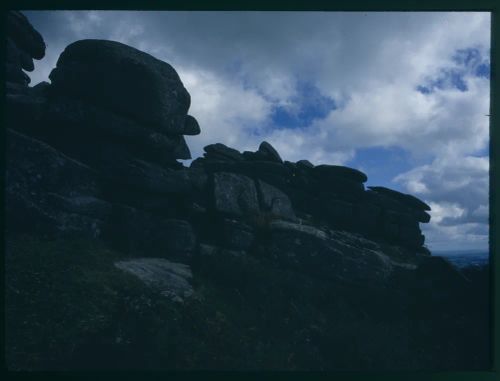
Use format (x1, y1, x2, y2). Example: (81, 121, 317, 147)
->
(114, 258, 194, 303)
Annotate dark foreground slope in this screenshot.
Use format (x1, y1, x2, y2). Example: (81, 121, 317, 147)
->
(5, 236, 490, 371)
(4, 11, 490, 370)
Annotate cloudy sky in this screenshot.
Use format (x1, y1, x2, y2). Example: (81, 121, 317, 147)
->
(24, 11, 490, 252)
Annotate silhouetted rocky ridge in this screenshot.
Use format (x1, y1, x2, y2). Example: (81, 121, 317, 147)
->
(5, 12, 490, 370)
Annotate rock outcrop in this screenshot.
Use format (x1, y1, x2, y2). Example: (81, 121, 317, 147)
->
(5, 128, 105, 239)
(5, 10, 434, 289)
(5, 11, 45, 91)
(114, 258, 194, 303)
(192, 140, 429, 253)
(49, 39, 194, 138)
(5, 11, 488, 371)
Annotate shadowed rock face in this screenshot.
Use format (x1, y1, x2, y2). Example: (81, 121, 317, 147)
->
(114, 258, 194, 303)
(213, 172, 260, 216)
(7, 11, 46, 60)
(5, 11, 45, 91)
(193, 141, 430, 251)
(204, 143, 244, 161)
(4, 11, 435, 285)
(6, 11, 489, 372)
(5, 128, 105, 239)
(257, 180, 297, 221)
(257, 141, 283, 163)
(49, 39, 191, 134)
(368, 186, 431, 211)
(265, 220, 397, 285)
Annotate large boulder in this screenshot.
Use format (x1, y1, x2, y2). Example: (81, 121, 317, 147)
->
(220, 219, 255, 251)
(310, 166, 367, 201)
(49, 39, 191, 136)
(183, 115, 201, 136)
(204, 160, 291, 178)
(257, 141, 283, 163)
(43, 97, 192, 161)
(296, 159, 314, 169)
(269, 220, 329, 240)
(318, 176, 366, 199)
(6, 63, 31, 85)
(6, 82, 30, 96)
(356, 202, 382, 234)
(6, 129, 101, 199)
(19, 128, 189, 197)
(204, 143, 244, 161)
(257, 180, 297, 221)
(364, 189, 430, 224)
(98, 157, 193, 195)
(7, 11, 46, 60)
(104, 205, 196, 261)
(364, 189, 407, 213)
(313, 164, 368, 183)
(323, 199, 356, 229)
(5, 129, 106, 238)
(359, 188, 429, 247)
(368, 186, 431, 211)
(212, 172, 260, 216)
(413, 209, 431, 223)
(114, 258, 194, 303)
(44, 193, 112, 219)
(6, 38, 34, 72)
(197, 244, 257, 288)
(266, 220, 397, 285)
(398, 226, 425, 247)
(5, 90, 47, 134)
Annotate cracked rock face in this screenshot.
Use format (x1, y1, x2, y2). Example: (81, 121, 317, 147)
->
(213, 172, 260, 216)
(114, 258, 194, 303)
(257, 180, 297, 221)
(266, 220, 398, 285)
(5, 129, 106, 239)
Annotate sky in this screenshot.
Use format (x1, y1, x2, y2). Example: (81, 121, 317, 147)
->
(24, 11, 491, 252)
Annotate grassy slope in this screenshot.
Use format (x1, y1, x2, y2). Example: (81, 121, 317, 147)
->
(5, 235, 491, 371)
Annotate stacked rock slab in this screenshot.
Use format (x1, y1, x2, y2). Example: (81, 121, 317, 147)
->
(11, 38, 205, 217)
(5, 128, 108, 239)
(5, 17, 199, 261)
(195, 142, 298, 220)
(191, 140, 431, 252)
(5, 11, 46, 93)
(365, 186, 431, 247)
(6, 11, 433, 283)
(4, 13, 109, 239)
(45, 39, 198, 164)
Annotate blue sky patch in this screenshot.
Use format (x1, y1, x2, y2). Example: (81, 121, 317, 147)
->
(475, 63, 490, 79)
(416, 68, 468, 94)
(453, 47, 490, 79)
(452, 48, 481, 66)
(270, 81, 336, 129)
(347, 146, 419, 192)
(416, 85, 431, 94)
(417, 47, 490, 94)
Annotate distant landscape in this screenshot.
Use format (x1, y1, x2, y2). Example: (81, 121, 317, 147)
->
(434, 249, 489, 268)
